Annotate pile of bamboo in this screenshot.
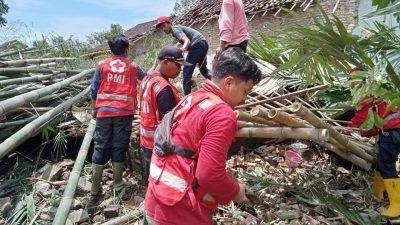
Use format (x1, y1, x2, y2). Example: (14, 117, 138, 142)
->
(235, 103, 374, 170)
(0, 46, 94, 160)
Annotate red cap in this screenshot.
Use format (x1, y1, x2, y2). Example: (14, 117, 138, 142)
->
(156, 16, 170, 29)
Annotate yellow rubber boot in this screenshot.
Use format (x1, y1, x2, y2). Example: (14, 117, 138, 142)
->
(371, 170, 385, 200)
(382, 178, 400, 218)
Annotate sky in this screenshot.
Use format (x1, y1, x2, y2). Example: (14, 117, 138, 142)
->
(2, 0, 176, 43)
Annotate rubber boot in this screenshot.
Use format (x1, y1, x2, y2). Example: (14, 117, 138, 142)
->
(372, 170, 385, 200)
(87, 164, 104, 211)
(381, 178, 400, 218)
(112, 162, 125, 201)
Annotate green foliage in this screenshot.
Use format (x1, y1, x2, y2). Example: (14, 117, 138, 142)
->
(249, 5, 400, 130)
(366, 0, 400, 23)
(87, 24, 124, 47)
(6, 194, 38, 225)
(0, 0, 9, 26)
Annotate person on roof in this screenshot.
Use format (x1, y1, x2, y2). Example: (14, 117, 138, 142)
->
(216, 0, 250, 56)
(144, 47, 262, 225)
(155, 16, 211, 95)
(88, 35, 146, 210)
(345, 68, 400, 218)
(139, 46, 189, 183)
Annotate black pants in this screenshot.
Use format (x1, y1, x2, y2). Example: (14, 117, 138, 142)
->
(377, 128, 400, 179)
(226, 40, 248, 52)
(92, 116, 133, 165)
(183, 39, 210, 95)
(141, 146, 152, 182)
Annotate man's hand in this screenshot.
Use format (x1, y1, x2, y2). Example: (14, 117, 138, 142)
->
(233, 183, 248, 203)
(215, 47, 223, 57)
(92, 109, 97, 118)
(91, 101, 97, 119)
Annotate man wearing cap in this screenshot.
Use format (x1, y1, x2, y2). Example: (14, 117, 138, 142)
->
(139, 46, 190, 183)
(217, 0, 250, 56)
(88, 35, 146, 210)
(156, 16, 210, 95)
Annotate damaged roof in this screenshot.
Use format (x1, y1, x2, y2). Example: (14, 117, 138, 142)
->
(175, 0, 299, 26)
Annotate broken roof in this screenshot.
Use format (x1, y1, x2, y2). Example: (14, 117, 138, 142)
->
(174, 0, 302, 26)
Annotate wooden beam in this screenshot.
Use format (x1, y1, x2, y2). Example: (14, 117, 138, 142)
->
(332, 0, 340, 13)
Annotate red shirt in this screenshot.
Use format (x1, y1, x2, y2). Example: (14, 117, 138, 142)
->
(145, 81, 240, 225)
(348, 96, 400, 137)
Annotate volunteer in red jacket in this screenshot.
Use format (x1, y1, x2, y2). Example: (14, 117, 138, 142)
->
(346, 69, 400, 218)
(88, 35, 146, 209)
(139, 46, 188, 182)
(144, 47, 261, 225)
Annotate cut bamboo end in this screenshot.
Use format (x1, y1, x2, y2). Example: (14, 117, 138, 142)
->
(250, 106, 269, 118)
(235, 110, 278, 126)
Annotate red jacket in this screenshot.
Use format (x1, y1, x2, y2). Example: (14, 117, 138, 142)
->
(139, 71, 180, 149)
(145, 80, 240, 225)
(348, 96, 400, 137)
(95, 56, 138, 118)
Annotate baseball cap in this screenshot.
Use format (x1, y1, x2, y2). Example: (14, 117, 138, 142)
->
(156, 16, 171, 29)
(158, 46, 192, 66)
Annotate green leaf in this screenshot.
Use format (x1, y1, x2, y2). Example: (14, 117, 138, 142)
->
(360, 108, 375, 131)
(387, 97, 400, 110)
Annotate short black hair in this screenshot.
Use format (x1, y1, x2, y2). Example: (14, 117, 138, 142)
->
(213, 47, 261, 84)
(108, 35, 129, 56)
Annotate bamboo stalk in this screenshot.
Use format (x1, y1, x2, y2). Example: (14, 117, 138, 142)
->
(0, 74, 53, 87)
(0, 87, 39, 99)
(236, 127, 330, 142)
(318, 141, 371, 171)
(235, 110, 279, 126)
(0, 47, 37, 58)
(236, 85, 329, 109)
(36, 91, 76, 103)
(0, 115, 38, 128)
(0, 57, 75, 68)
(251, 107, 311, 128)
(100, 209, 143, 225)
(291, 103, 374, 162)
(0, 67, 82, 76)
(0, 87, 90, 159)
(0, 68, 94, 115)
(52, 119, 96, 225)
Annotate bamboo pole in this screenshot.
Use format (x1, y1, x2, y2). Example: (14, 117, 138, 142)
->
(0, 74, 53, 87)
(0, 87, 90, 159)
(0, 68, 94, 116)
(36, 91, 76, 103)
(291, 103, 374, 162)
(0, 115, 38, 128)
(0, 47, 36, 58)
(318, 141, 371, 171)
(235, 110, 279, 126)
(0, 68, 82, 76)
(100, 209, 143, 225)
(0, 57, 75, 68)
(236, 127, 330, 142)
(0, 87, 39, 99)
(236, 85, 329, 109)
(52, 119, 96, 225)
(251, 107, 311, 128)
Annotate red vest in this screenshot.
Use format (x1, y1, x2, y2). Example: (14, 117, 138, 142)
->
(139, 71, 181, 149)
(148, 85, 223, 208)
(95, 56, 138, 112)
